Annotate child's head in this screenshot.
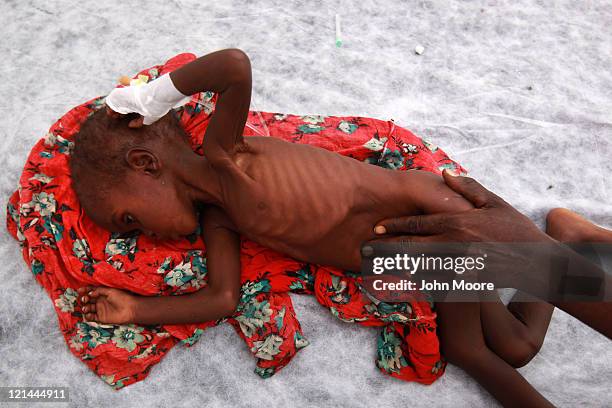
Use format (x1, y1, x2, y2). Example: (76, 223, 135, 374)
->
(69, 108, 199, 239)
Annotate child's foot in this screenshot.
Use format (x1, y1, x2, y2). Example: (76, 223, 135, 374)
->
(546, 208, 612, 243)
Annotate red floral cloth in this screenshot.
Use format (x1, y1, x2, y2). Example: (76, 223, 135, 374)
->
(6, 53, 465, 389)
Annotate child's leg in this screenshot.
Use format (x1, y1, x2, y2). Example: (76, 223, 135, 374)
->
(437, 208, 611, 405)
(436, 301, 555, 407)
(479, 292, 553, 368)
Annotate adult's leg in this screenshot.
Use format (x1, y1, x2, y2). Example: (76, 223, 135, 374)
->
(546, 208, 612, 337)
(546, 208, 612, 243)
(478, 207, 612, 367)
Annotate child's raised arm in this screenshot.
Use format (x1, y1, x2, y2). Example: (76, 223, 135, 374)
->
(77, 207, 242, 325)
(170, 49, 252, 157)
(105, 48, 252, 159)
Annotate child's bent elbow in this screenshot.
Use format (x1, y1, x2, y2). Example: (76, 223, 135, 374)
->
(219, 289, 240, 316)
(226, 48, 250, 63)
(224, 48, 251, 83)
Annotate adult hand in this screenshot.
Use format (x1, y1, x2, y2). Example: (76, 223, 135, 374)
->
(369, 170, 612, 338)
(373, 170, 551, 244)
(368, 170, 559, 294)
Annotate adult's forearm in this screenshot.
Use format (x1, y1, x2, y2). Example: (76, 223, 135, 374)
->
(369, 172, 612, 338)
(522, 243, 611, 299)
(517, 243, 612, 338)
(553, 301, 611, 338)
(550, 245, 611, 338)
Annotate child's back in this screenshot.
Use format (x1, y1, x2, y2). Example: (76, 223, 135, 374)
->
(200, 134, 471, 271)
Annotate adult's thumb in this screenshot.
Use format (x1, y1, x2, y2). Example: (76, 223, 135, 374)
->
(442, 170, 495, 208)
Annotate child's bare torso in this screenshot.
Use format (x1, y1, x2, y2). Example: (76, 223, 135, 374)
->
(208, 136, 470, 271)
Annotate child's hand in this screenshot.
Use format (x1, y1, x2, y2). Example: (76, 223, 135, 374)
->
(104, 85, 148, 128)
(105, 105, 144, 128)
(105, 73, 191, 127)
(77, 286, 138, 325)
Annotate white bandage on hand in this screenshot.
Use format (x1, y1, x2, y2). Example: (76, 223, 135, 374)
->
(105, 73, 192, 125)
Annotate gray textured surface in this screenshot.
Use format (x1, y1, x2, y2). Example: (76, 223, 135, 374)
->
(1, 1, 611, 407)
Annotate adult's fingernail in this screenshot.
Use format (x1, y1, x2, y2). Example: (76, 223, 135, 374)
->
(445, 169, 458, 177)
(374, 225, 386, 234)
(361, 245, 374, 257)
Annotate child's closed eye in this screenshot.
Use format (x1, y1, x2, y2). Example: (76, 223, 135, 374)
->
(123, 213, 137, 225)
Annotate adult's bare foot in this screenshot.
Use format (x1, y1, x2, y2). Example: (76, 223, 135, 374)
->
(546, 208, 612, 243)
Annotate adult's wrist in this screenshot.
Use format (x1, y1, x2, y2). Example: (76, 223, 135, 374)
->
(517, 240, 609, 301)
(520, 238, 566, 299)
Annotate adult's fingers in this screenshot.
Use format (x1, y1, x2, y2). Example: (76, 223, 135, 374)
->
(367, 235, 438, 244)
(374, 213, 449, 236)
(441, 170, 501, 208)
(365, 235, 440, 254)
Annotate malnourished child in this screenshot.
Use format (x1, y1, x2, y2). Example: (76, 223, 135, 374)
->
(72, 49, 556, 407)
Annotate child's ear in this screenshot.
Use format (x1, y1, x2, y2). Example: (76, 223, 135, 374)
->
(125, 148, 161, 176)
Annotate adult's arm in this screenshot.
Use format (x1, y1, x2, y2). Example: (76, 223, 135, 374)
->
(371, 170, 612, 339)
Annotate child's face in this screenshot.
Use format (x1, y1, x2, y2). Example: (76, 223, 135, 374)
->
(89, 171, 199, 240)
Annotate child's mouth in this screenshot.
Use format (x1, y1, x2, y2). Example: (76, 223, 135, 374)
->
(142, 230, 174, 240)
(147, 231, 181, 241)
